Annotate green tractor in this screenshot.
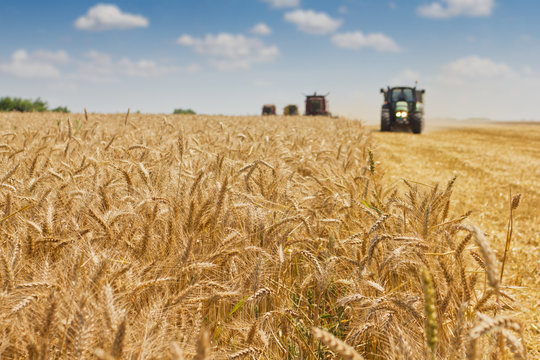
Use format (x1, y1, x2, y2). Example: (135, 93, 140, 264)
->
(380, 86, 425, 134)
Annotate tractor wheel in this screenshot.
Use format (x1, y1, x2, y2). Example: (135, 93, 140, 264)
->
(381, 110, 391, 132)
(410, 112, 423, 134)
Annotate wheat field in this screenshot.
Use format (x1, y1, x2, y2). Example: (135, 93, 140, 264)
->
(0, 113, 533, 359)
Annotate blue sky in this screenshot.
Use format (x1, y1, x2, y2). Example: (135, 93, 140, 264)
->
(0, 0, 539, 121)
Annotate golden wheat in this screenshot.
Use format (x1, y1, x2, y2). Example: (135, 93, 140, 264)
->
(0, 112, 532, 359)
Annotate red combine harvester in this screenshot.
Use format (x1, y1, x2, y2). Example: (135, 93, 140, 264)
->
(261, 104, 276, 115)
(305, 93, 329, 116)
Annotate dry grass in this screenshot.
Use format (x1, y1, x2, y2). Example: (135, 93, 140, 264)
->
(0, 112, 531, 359)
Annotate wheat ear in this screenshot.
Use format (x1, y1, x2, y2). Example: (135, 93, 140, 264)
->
(422, 268, 439, 359)
(466, 225, 499, 290)
(312, 327, 364, 360)
(501, 193, 521, 282)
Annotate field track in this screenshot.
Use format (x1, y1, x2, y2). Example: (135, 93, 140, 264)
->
(372, 122, 540, 352)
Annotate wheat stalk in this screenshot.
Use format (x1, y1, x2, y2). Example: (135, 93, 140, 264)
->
(312, 327, 364, 360)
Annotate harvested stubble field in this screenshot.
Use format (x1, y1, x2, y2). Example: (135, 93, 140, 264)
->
(0, 112, 534, 359)
(372, 123, 540, 355)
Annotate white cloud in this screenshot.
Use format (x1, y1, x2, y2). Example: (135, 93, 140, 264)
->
(389, 69, 421, 86)
(0, 49, 66, 79)
(185, 64, 203, 73)
(72, 50, 187, 82)
(438, 55, 515, 83)
(85, 50, 112, 64)
(118, 58, 181, 78)
(261, 0, 300, 8)
(418, 0, 495, 18)
(177, 35, 195, 46)
(177, 33, 279, 70)
(73, 50, 114, 82)
(332, 31, 401, 52)
(338, 6, 348, 14)
(74, 4, 149, 31)
(284, 9, 342, 35)
(251, 23, 272, 36)
(522, 65, 533, 76)
(33, 50, 70, 64)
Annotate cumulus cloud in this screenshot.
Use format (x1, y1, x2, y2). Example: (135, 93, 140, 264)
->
(118, 58, 182, 77)
(1, 47, 195, 87)
(284, 9, 342, 35)
(438, 55, 515, 83)
(251, 23, 272, 36)
(338, 6, 348, 14)
(73, 50, 185, 82)
(177, 33, 279, 70)
(332, 31, 401, 52)
(389, 69, 421, 86)
(33, 50, 70, 64)
(261, 0, 300, 8)
(84, 50, 112, 64)
(418, 0, 495, 18)
(0, 49, 68, 78)
(74, 4, 149, 31)
(72, 50, 114, 82)
(522, 65, 533, 75)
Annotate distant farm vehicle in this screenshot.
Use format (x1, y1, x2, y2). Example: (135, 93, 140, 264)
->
(262, 104, 276, 115)
(283, 104, 298, 115)
(305, 93, 330, 116)
(380, 86, 425, 133)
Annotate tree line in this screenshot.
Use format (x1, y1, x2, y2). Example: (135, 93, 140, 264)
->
(0, 96, 69, 113)
(0, 97, 198, 114)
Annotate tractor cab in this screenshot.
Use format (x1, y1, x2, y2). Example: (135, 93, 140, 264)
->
(382, 87, 418, 113)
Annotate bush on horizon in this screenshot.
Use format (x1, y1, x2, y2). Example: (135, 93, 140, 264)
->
(173, 108, 196, 115)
